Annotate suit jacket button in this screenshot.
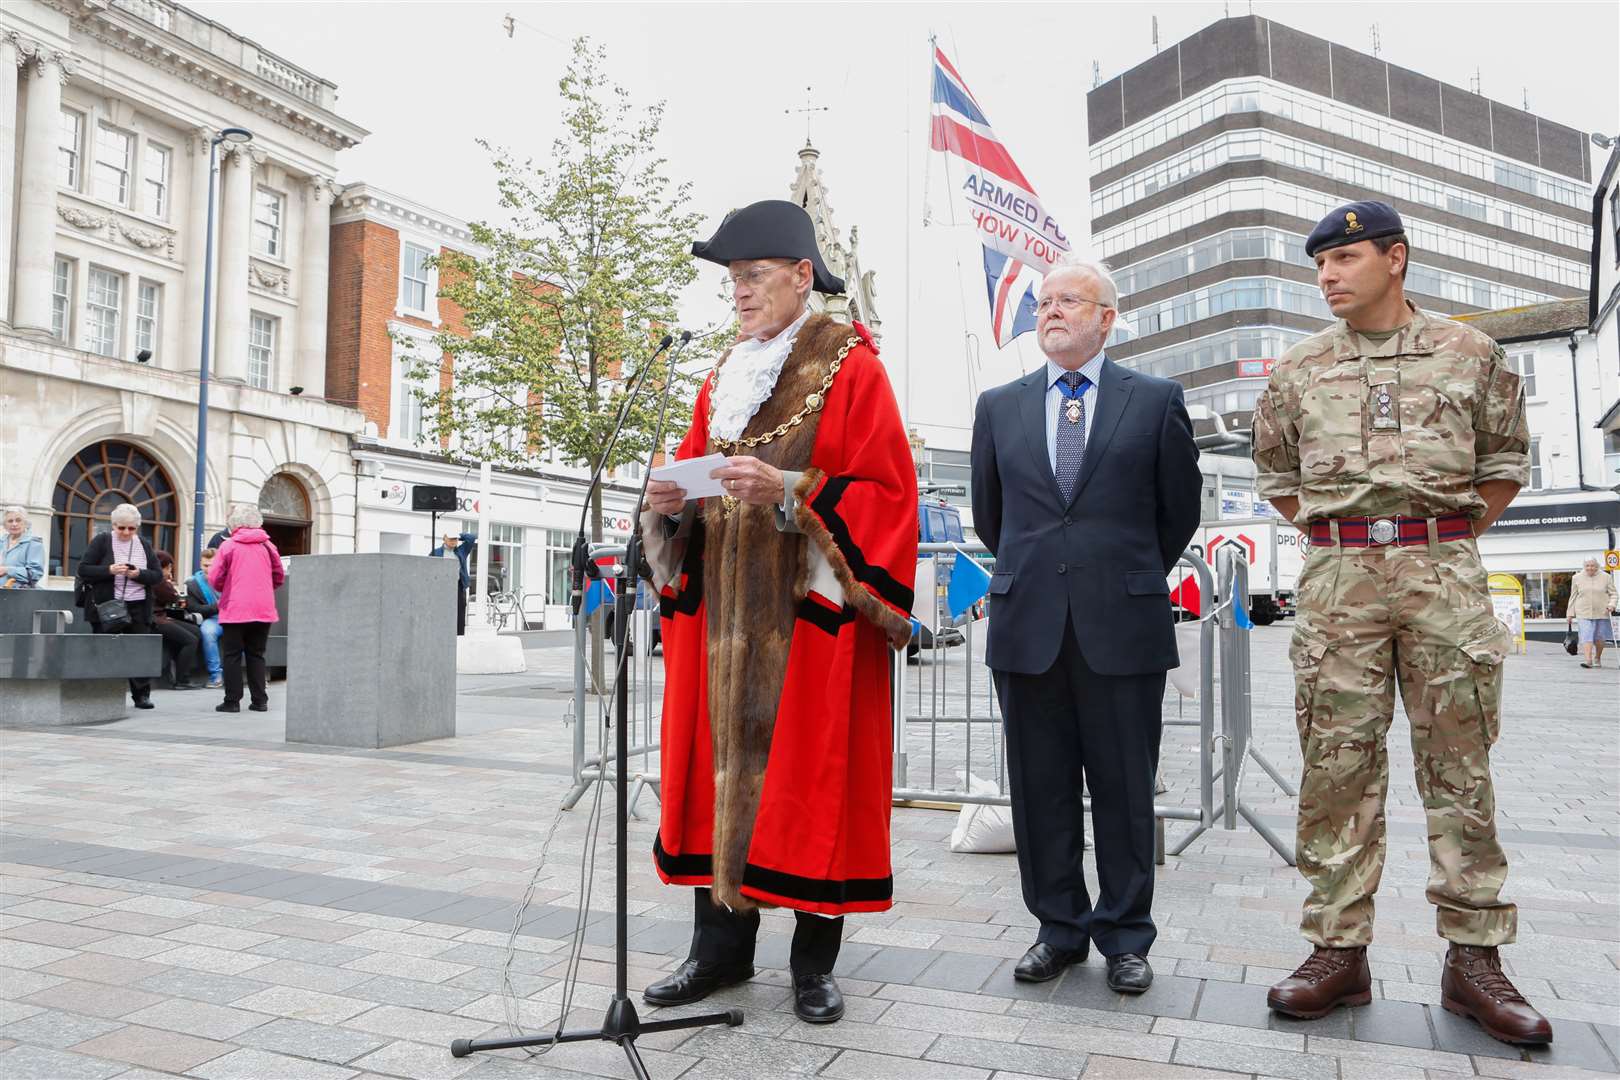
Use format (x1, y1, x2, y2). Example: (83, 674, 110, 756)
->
(1063, 515, 1073, 526)
(1057, 563, 1067, 575)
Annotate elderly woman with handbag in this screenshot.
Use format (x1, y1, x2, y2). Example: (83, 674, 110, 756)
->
(75, 502, 162, 710)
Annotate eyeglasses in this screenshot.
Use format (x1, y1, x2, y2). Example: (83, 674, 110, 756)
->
(113, 525, 139, 533)
(722, 262, 794, 291)
(1035, 294, 1113, 315)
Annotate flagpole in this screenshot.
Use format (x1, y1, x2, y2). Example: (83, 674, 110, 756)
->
(902, 37, 916, 432)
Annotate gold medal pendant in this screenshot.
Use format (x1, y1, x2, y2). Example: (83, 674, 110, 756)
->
(720, 494, 739, 518)
(1065, 400, 1083, 424)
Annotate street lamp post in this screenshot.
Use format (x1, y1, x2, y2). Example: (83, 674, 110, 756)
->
(191, 126, 254, 569)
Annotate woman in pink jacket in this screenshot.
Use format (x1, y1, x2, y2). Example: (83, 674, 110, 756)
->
(207, 504, 285, 713)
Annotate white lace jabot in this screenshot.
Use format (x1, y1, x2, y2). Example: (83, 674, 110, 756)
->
(709, 308, 811, 443)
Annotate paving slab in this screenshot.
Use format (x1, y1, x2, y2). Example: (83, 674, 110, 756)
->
(0, 636, 1611, 1079)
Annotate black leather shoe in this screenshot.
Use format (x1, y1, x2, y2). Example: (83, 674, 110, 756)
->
(248, 702, 269, 712)
(216, 702, 240, 713)
(1107, 953, 1153, 993)
(132, 699, 155, 710)
(642, 958, 753, 1006)
(792, 972, 844, 1023)
(1014, 941, 1089, 983)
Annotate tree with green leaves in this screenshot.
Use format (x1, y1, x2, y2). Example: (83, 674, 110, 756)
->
(397, 35, 718, 547)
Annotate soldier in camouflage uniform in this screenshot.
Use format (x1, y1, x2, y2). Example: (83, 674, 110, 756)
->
(1252, 201, 1551, 1045)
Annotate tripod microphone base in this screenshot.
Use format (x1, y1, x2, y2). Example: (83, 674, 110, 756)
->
(448, 995, 742, 1073)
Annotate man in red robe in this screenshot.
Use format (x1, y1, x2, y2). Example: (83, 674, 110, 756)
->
(640, 200, 917, 1024)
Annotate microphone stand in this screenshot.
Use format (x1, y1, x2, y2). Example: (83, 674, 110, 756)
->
(451, 331, 741, 1078)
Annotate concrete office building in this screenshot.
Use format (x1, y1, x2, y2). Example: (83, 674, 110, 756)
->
(1086, 12, 1595, 488)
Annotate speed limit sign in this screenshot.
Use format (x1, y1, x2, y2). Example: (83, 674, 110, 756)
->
(1606, 550, 1620, 572)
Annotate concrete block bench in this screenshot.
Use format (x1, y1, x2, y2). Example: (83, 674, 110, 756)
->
(1, 617, 163, 726)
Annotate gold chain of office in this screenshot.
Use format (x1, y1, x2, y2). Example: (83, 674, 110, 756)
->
(708, 334, 858, 451)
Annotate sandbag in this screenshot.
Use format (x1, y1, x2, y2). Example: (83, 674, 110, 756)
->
(949, 772, 1017, 854)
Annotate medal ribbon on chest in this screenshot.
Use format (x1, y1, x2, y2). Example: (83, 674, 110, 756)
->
(1058, 373, 1088, 424)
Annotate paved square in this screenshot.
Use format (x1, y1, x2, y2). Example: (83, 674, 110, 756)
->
(2, 629, 1615, 1079)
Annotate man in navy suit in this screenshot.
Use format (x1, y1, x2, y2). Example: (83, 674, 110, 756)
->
(971, 257, 1201, 993)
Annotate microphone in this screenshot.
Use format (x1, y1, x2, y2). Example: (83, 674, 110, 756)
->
(627, 331, 695, 584)
(570, 332, 679, 614)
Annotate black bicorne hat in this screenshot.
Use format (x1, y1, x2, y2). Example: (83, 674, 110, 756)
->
(691, 199, 845, 295)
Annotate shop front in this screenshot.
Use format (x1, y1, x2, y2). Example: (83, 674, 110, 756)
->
(1478, 493, 1620, 640)
(352, 445, 640, 630)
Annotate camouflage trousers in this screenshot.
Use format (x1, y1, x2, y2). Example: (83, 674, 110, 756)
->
(1289, 537, 1516, 947)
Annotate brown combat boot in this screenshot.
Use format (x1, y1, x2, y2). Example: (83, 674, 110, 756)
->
(1267, 946, 1372, 1018)
(1441, 945, 1552, 1045)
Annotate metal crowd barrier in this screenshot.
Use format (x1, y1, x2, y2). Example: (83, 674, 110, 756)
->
(560, 540, 1294, 866)
(891, 544, 1214, 865)
(1168, 547, 1297, 864)
(559, 545, 661, 819)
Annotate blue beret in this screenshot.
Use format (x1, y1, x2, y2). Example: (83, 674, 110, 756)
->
(1305, 201, 1405, 258)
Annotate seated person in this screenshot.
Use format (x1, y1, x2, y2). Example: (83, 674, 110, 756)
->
(153, 552, 203, 690)
(186, 548, 225, 689)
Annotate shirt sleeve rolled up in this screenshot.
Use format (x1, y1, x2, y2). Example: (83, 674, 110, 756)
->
(1251, 384, 1301, 500)
(1472, 348, 1531, 487)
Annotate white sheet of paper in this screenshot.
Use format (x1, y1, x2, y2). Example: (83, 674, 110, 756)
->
(650, 453, 732, 499)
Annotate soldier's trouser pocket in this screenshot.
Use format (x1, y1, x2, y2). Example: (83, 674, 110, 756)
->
(1457, 623, 1509, 745)
(1288, 629, 1329, 751)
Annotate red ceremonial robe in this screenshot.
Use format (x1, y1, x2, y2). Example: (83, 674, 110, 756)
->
(643, 315, 917, 917)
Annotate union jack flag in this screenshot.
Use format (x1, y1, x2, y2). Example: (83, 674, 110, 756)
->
(931, 46, 1070, 347)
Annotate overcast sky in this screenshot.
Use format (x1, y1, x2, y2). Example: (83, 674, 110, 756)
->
(193, 0, 1620, 448)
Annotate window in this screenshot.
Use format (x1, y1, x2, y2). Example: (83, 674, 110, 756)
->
(1508, 352, 1537, 397)
(143, 143, 170, 218)
(1511, 571, 1573, 620)
(86, 268, 123, 358)
(1604, 430, 1620, 483)
(253, 187, 284, 257)
(1094, 176, 1589, 289)
(546, 529, 574, 607)
(1089, 78, 1588, 210)
(470, 522, 525, 597)
(52, 259, 72, 342)
(1528, 437, 1543, 490)
(93, 125, 133, 205)
(51, 441, 179, 578)
(135, 281, 160, 356)
(247, 313, 276, 389)
(1118, 276, 1332, 341)
(59, 109, 83, 188)
(394, 349, 438, 443)
(401, 243, 432, 314)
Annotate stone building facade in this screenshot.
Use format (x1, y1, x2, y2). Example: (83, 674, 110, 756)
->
(0, 0, 368, 577)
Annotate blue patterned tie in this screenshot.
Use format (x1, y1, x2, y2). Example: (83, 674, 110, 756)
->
(1056, 371, 1088, 504)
